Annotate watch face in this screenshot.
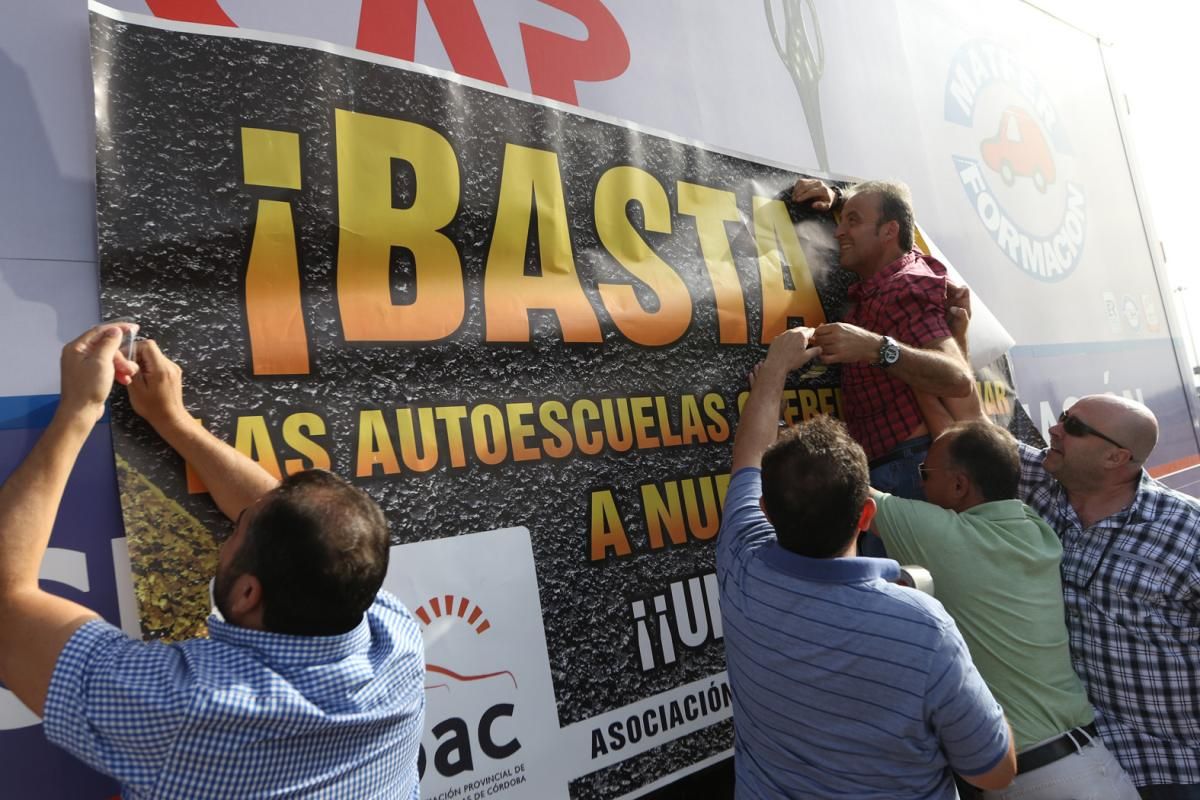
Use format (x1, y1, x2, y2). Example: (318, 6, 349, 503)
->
(881, 337, 900, 366)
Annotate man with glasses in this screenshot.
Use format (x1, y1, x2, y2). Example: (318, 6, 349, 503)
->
(942, 292, 1200, 799)
(0, 324, 425, 799)
(870, 421, 1138, 799)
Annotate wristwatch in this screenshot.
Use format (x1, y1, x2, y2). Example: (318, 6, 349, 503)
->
(875, 335, 900, 368)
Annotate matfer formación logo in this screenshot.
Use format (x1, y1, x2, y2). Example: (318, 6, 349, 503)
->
(944, 40, 1086, 282)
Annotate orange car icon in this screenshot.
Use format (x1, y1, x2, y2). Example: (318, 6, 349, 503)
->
(980, 107, 1056, 192)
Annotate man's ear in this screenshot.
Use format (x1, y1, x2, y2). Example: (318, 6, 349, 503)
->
(952, 470, 971, 500)
(227, 573, 265, 628)
(880, 219, 899, 245)
(758, 496, 774, 526)
(1105, 448, 1135, 469)
(857, 496, 877, 531)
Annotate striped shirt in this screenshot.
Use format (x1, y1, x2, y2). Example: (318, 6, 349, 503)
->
(717, 468, 1010, 799)
(841, 250, 951, 461)
(44, 591, 425, 799)
(1018, 443, 1200, 787)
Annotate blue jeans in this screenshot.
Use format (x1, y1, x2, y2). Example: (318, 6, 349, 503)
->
(860, 436, 929, 558)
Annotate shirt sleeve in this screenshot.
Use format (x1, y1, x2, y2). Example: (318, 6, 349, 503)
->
(871, 490, 957, 569)
(925, 619, 1011, 777)
(891, 276, 951, 348)
(716, 468, 776, 585)
(1016, 442, 1054, 509)
(44, 619, 192, 792)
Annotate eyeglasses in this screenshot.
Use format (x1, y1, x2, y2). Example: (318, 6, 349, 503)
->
(1057, 411, 1129, 451)
(917, 462, 947, 482)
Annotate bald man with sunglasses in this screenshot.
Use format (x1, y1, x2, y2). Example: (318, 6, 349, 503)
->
(939, 293, 1200, 798)
(1018, 396, 1200, 799)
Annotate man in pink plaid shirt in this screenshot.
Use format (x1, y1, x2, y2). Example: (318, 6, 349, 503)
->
(792, 179, 973, 554)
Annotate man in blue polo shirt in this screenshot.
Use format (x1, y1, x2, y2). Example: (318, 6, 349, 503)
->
(717, 326, 1015, 798)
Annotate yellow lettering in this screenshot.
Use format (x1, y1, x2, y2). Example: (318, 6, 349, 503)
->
(642, 482, 687, 550)
(594, 167, 691, 346)
(484, 144, 602, 342)
(356, 410, 400, 477)
(396, 407, 440, 472)
(539, 401, 573, 458)
(235, 415, 282, 479)
(281, 412, 330, 473)
(470, 404, 508, 465)
(677, 181, 749, 343)
(753, 196, 826, 341)
(506, 402, 539, 462)
(335, 109, 464, 341)
(590, 489, 632, 561)
(434, 406, 470, 468)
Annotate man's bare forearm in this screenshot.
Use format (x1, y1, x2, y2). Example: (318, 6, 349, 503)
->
(890, 339, 973, 397)
(0, 406, 102, 717)
(0, 410, 93, 593)
(152, 416, 279, 521)
(731, 361, 791, 472)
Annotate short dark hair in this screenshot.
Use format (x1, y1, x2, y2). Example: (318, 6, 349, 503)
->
(943, 421, 1020, 503)
(849, 180, 915, 251)
(233, 470, 390, 635)
(760, 415, 870, 557)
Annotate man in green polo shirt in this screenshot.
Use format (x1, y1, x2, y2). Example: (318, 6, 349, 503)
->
(871, 420, 1138, 799)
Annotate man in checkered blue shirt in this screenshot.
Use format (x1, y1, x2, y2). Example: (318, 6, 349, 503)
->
(0, 324, 425, 799)
(1016, 394, 1200, 799)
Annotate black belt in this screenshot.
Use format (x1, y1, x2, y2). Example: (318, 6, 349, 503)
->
(868, 435, 931, 470)
(1017, 722, 1098, 774)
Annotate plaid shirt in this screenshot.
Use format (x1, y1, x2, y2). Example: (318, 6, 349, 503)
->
(841, 250, 951, 461)
(44, 591, 425, 799)
(1018, 443, 1200, 787)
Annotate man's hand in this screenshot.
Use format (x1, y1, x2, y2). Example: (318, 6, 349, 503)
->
(946, 283, 971, 350)
(791, 178, 837, 211)
(124, 338, 278, 520)
(731, 328, 821, 472)
(128, 339, 190, 431)
(57, 323, 139, 424)
(765, 326, 821, 371)
(812, 323, 880, 365)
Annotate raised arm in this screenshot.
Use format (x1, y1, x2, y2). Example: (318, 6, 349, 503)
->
(127, 339, 278, 521)
(813, 322, 973, 398)
(914, 284, 987, 432)
(0, 324, 138, 715)
(730, 327, 822, 472)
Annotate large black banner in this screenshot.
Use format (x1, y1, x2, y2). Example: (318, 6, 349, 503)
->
(91, 8, 1013, 797)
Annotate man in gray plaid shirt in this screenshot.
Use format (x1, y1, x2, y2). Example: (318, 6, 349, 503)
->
(1016, 396, 1199, 800)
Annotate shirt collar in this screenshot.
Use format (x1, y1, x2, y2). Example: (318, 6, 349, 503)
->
(962, 499, 1026, 521)
(1095, 469, 1156, 528)
(761, 542, 900, 583)
(847, 249, 919, 302)
(206, 611, 372, 666)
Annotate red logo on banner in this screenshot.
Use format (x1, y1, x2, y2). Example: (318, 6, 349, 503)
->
(415, 593, 492, 634)
(145, 0, 630, 105)
(416, 594, 518, 691)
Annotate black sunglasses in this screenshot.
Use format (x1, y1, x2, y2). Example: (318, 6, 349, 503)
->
(1058, 411, 1128, 451)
